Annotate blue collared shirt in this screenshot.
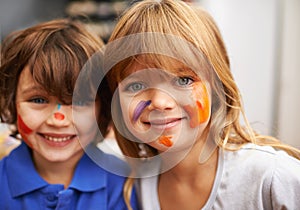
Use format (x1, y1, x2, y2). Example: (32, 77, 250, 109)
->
(0, 142, 138, 210)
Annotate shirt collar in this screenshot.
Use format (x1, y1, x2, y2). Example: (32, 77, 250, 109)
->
(7, 142, 127, 195)
(69, 144, 131, 192)
(68, 145, 107, 192)
(7, 142, 48, 197)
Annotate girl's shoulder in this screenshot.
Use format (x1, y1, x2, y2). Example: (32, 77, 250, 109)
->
(222, 143, 300, 177)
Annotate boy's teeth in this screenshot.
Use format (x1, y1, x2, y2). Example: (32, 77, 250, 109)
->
(44, 135, 72, 142)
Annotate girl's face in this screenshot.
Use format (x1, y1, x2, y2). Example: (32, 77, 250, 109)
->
(117, 59, 211, 153)
(16, 66, 100, 164)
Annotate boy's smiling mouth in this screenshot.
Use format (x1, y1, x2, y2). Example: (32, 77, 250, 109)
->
(40, 133, 76, 142)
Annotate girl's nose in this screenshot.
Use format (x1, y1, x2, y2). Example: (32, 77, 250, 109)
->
(147, 89, 177, 111)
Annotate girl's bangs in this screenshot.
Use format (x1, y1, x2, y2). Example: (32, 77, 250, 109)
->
(123, 54, 199, 79)
(108, 33, 212, 84)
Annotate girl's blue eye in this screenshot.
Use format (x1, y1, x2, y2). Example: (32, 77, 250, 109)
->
(126, 82, 146, 92)
(73, 100, 92, 107)
(175, 77, 194, 87)
(29, 98, 48, 104)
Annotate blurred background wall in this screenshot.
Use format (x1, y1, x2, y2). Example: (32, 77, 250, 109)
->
(0, 0, 68, 38)
(200, 0, 300, 148)
(0, 0, 299, 148)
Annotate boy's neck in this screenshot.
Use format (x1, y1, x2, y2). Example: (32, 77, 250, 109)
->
(32, 150, 84, 188)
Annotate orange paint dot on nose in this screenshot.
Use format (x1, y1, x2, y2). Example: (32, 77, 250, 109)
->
(54, 112, 65, 120)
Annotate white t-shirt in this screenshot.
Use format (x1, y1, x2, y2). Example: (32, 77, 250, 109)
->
(137, 144, 300, 210)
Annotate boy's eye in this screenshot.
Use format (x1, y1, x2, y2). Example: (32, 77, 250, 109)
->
(125, 82, 146, 92)
(29, 97, 48, 104)
(175, 77, 194, 86)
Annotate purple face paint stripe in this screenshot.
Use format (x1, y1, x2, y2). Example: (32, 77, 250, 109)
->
(133, 100, 151, 122)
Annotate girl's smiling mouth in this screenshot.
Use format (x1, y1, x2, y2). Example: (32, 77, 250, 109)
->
(144, 117, 184, 130)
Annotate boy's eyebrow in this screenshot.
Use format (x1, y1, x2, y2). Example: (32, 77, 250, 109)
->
(20, 85, 46, 95)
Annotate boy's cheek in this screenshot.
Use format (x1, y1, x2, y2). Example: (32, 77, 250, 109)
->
(17, 115, 33, 135)
(16, 104, 42, 131)
(17, 114, 34, 147)
(16, 104, 45, 144)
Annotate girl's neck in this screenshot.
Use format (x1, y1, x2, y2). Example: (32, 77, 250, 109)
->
(158, 141, 219, 209)
(160, 129, 219, 179)
(162, 142, 218, 182)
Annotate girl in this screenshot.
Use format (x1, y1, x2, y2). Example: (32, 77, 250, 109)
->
(105, 0, 300, 209)
(0, 18, 137, 209)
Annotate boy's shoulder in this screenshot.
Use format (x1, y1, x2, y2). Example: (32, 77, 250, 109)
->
(0, 142, 28, 171)
(0, 154, 7, 175)
(79, 143, 131, 178)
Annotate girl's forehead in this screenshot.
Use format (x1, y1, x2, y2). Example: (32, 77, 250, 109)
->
(122, 55, 198, 79)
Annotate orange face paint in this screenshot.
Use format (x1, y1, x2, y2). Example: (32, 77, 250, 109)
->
(158, 135, 173, 147)
(54, 112, 65, 120)
(183, 82, 210, 128)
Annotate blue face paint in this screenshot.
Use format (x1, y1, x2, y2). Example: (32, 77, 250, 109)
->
(53, 104, 65, 120)
(133, 100, 151, 122)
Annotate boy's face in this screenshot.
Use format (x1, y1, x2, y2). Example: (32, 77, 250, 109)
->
(15, 66, 100, 164)
(116, 60, 211, 153)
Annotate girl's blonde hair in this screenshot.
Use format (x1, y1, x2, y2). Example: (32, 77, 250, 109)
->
(106, 0, 300, 208)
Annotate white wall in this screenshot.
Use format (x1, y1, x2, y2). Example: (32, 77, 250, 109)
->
(198, 0, 300, 148)
(0, 0, 67, 38)
(199, 0, 278, 134)
(278, 0, 300, 148)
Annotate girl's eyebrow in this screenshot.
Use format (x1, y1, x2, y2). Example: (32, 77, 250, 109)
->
(122, 73, 143, 82)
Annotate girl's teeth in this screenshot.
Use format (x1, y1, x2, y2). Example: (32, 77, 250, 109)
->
(44, 135, 72, 142)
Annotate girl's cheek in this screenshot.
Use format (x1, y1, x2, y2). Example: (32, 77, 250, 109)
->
(183, 101, 209, 128)
(183, 82, 210, 128)
(133, 100, 151, 122)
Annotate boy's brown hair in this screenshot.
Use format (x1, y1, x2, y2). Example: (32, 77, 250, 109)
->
(0, 18, 111, 138)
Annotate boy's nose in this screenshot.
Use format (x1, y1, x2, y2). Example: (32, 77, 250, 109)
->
(54, 112, 65, 121)
(46, 105, 71, 127)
